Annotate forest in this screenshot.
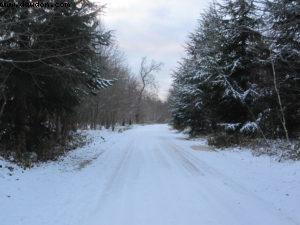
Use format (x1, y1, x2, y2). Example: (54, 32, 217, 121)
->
(0, 0, 168, 161)
(169, 0, 299, 157)
(0, 1, 300, 225)
(0, 0, 299, 162)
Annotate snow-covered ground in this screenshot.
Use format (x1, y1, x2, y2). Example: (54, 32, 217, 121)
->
(1, 124, 299, 225)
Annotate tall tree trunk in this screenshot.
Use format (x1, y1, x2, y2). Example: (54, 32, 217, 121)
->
(272, 61, 289, 142)
(15, 93, 27, 156)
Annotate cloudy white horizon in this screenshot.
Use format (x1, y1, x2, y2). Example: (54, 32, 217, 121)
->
(92, 0, 211, 100)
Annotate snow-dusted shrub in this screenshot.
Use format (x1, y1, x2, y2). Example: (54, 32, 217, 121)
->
(239, 138, 300, 161)
(280, 142, 300, 161)
(218, 123, 241, 133)
(208, 133, 241, 148)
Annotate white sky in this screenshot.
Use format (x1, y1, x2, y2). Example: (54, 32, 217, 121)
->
(93, 0, 211, 100)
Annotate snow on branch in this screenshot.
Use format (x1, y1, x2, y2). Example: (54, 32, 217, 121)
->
(240, 122, 259, 134)
(218, 123, 241, 131)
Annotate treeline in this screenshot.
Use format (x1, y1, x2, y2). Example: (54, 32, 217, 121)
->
(169, 0, 299, 141)
(0, 0, 168, 161)
(77, 52, 169, 130)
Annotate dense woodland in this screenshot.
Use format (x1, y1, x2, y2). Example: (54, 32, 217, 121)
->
(0, 0, 168, 161)
(0, 0, 299, 162)
(169, 0, 299, 144)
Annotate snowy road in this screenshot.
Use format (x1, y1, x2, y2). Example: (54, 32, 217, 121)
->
(1, 124, 300, 225)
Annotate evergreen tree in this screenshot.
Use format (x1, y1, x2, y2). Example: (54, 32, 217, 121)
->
(170, 6, 225, 134)
(0, 0, 111, 158)
(214, 0, 270, 133)
(170, 1, 270, 135)
(170, 0, 299, 138)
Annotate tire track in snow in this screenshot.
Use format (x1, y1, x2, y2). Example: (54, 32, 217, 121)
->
(81, 125, 298, 225)
(161, 139, 298, 225)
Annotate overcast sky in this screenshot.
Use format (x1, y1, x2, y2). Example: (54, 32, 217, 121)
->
(93, 0, 211, 100)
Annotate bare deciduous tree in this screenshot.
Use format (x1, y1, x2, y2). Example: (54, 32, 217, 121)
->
(135, 57, 163, 123)
(271, 60, 289, 142)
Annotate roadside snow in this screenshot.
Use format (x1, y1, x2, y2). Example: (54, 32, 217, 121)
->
(1, 124, 299, 225)
(0, 128, 126, 225)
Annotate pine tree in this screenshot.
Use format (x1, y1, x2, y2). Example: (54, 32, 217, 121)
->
(0, 0, 111, 158)
(170, 6, 225, 134)
(169, 0, 299, 139)
(214, 0, 270, 134)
